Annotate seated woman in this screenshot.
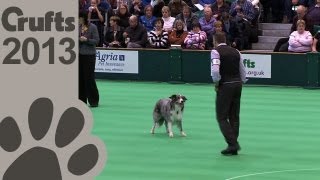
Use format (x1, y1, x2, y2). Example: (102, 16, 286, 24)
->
(288, 20, 313, 53)
(168, 19, 188, 46)
(183, 21, 207, 50)
(161, 6, 176, 33)
(148, 18, 169, 48)
(116, 4, 131, 28)
(174, 5, 199, 31)
(104, 16, 125, 48)
(312, 31, 320, 52)
(139, 5, 157, 32)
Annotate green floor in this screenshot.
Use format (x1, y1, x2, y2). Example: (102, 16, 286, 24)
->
(92, 80, 320, 180)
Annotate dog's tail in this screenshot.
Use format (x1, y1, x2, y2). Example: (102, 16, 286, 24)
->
(154, 101, 165, 128)
(157, 118, 165, 127)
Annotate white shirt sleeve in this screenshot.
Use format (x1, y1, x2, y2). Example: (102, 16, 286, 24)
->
(238, 51, 248, 83)
(210, 49, 221, 83)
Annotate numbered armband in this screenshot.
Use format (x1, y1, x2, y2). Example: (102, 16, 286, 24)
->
(212, 58, 220, 65)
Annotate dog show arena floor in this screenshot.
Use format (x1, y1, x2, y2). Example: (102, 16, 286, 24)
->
(92, 80, 320, 180)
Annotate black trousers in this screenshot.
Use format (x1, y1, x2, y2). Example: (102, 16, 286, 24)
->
(274, 37, 289, 52)
(272, 0, 285, 23)
(216, 82, 242, 147)
(79, 54, 99, 105)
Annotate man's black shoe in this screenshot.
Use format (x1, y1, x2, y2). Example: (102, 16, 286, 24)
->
(221, 145, 240, 156)
(90, 103, 99, 108)
(221, 148, 238, 155)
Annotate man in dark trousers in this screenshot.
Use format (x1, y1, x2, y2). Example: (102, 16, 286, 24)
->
(211, 32, 247, 155)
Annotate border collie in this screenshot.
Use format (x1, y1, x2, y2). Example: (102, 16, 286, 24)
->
(150, 94, 187, 138)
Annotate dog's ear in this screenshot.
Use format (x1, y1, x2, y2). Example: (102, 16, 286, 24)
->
(182, 96, 187, 101)
(169, 94, 177, 100)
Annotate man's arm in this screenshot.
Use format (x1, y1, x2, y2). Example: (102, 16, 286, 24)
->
(136, 28, 148, 46)
(312, 37, 319, 52)
(211, 49, 221, 83)
(238, 51, 247, 83)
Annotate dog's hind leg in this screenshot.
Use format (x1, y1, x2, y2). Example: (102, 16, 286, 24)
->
(177, 121, 187, 137)
(151, 114, 163, 134)
(150, 119, 159, 134)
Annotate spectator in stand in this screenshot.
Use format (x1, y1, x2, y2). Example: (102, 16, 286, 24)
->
(248, 0, 260, 25)
(174, 5, 199, 31)
(104, 16, 126, 47)
(312, 30, 320, 52)
(230, 3, 252, 49)
(87, 0, 109, 47)
(148, 18, 170, 48)
(230, 0, 256, 22)
(142, 0, 151, 6)
(130, 0, 145, 16)
(116, 4, 131, 28)
(214, 20, 224, 33)
(184, 21, 207, 50)
(199, 0, 216, 6)
(169, 19, 188, 46)
(305, 0, 320, 34)
(123, 15, 148, 48)
(283, 0, 314, 23)
(183, 0, 200, 13)
(108, 0, 118, 9)
(211, 0, 230, 20)
(153, 0, 165, 17)
(220, 12, 242, 50)
(80, 0, 90, 12)
(291, 5, 309, 32)
(162, 6, 176, 32)
(168, 0, 188, 17)
(288, 19, 313, 52)
(199, 6, 217, 35)
(260, 0, 271, 22)
(199, 6, 216, 49)
(115, 0, 130, 9)
(139, 5, 157, 31)
(274, 5, 309, 52)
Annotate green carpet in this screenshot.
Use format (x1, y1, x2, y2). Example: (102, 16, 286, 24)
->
(92, 80, 320, 180)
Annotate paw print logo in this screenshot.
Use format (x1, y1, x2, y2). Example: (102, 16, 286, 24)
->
(0, 98, 107, 180)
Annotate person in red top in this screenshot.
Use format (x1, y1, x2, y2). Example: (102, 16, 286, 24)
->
(168, 19, 188, 46)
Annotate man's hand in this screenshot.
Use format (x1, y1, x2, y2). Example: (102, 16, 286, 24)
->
(215, 84, 219, 92)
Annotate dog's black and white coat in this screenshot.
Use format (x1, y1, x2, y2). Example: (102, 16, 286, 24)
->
(151, 94, 187, 138)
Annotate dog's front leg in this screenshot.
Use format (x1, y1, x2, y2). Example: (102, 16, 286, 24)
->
(177, 121, 187, 137)
(163, 121, 169, 133)
(167, 121, 174, 138)
(150, 124, 156, 134)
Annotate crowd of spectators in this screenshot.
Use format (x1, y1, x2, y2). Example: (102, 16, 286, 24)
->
(79, 0, 320, 52)
(273, 0, 320, 53)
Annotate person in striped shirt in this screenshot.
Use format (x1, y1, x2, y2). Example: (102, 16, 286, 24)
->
(148, 18, 170, 48)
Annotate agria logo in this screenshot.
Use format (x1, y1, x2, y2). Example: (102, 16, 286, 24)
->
(96, 51, 126, 61)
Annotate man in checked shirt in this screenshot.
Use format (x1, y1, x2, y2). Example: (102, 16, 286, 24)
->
(211, 32, 247, 156)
